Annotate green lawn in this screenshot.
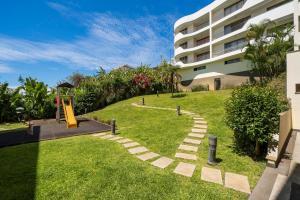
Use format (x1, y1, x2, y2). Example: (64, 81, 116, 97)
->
(0, 90, 265, 199)
(0, 122, 27, 134)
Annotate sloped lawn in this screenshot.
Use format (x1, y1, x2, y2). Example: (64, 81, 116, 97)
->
(0, 90, 265, 199)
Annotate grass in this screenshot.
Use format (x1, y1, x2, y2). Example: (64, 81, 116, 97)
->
(0, 90, 265, 199)
(0, 122, 27, 134)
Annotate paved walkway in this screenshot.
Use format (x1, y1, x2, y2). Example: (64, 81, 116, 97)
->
(91, 102, 251, 195)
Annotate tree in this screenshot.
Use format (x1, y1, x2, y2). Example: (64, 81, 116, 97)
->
(19, 77, 55, 119)
(68, 72, 85, 87)
(244, 20, 294, 80)
(157, 60, 181, 94)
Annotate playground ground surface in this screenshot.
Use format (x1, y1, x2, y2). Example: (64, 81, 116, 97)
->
(0, 118, 111, 148)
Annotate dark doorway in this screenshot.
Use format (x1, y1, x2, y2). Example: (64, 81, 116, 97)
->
(214, 78, 221, 90)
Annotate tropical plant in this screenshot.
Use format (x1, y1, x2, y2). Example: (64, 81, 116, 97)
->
(244, 20, 294, 80)
(19, 77, 55, 119)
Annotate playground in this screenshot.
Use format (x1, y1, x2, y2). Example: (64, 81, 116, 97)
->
(0, 82, 111, 148)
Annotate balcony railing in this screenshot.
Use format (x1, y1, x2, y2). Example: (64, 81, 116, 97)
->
(213, 41, 247, 57)
(212, 17, 250, 39)
(212, 0, 247, 23)
(193, 21, 209, 32)
(195, 52, 210, 62)
(195, 37, 210, 46)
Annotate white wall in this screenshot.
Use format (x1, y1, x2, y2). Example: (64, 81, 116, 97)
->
(287, 51, 300, 130)
(294, 0, 300, 50)
(179, 58, 250, 81)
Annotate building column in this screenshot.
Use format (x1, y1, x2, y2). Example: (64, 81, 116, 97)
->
(294, 0, 300, 51)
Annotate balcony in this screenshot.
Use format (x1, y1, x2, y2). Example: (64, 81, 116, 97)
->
(193, 21, 209, 32)
(213, 39, 247, 57)
(195, 36, 210, 47)
(212, 0, 247, 23)
(195, 52, 210, 62)
(213, 16, 250, 39)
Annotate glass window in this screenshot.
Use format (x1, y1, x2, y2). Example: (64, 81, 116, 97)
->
(296, 84, 300, 93)
(225, 58, 241, 65)
(193, 66, 206, 71)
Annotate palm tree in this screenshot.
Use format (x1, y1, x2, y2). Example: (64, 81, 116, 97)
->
(244, 20, 294, 81)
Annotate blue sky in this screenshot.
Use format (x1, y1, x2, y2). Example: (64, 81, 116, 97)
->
(0, 0, 212, 87)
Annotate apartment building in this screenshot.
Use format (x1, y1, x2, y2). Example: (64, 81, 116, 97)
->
(174, 0, 300, 91)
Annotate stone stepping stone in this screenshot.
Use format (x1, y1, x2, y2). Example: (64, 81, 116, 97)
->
(123, 142, 140, 148)
(92, 133, 107, 137)
(178, 144, 198, 152)
(175, 152, 197, 161)
(136, 152, 159, 161)
(128, 146, 148, 155)
(173, 162, 196, 177)
(183, 138, 201, 145)
(101, 135, 115, 139)
(195, 120, 207, 125)
(188, 133, 205, 139)
(192, 128, 207, 133)
(224, 172, 251, 194)
(194, 124, 208, 129)
(194, 117, 204, 120)
(151, 157, 174, 169)
(116, 138, 132, 144)
(109, 136, 123, 141)
(201, 167, 223, 185)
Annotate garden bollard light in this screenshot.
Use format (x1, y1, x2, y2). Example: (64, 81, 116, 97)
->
(157, 90, 159, 97)
(177, 106, 181, 116)
(111, 119, 116, 135)
(142, 97, 145, 105)
(208, 135, 217, 165)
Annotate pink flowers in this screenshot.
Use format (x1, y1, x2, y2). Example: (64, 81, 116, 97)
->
(133, 74, 151, 89)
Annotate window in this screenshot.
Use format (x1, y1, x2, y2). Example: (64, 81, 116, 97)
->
(193, 66, 206, 71)
(179, 42, 188, 49)
(267, 0, 292, 11)
(179, 56, 188, 64)
(224, 16, 250, 35)
(299, 16, 300, 32)
(196, 52, 210, 61)
(224, 0, 245, 17)
(180, 28, 188, 34)
(225, 58, 241, 65)
(195, 37, 210, 46)
(224, 38, 246, 53)
(296, 84, 300, 94)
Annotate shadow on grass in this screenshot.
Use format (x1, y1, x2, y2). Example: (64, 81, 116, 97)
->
(0, 127, 40, 199)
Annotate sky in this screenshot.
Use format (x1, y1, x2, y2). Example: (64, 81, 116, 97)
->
(0, 0, 213, 87)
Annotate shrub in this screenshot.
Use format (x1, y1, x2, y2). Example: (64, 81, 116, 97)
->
(225, 84, 287, 156)
(191, 84, 209, 92)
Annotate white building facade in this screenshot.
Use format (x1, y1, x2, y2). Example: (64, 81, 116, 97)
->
(174, 0, 299, 91)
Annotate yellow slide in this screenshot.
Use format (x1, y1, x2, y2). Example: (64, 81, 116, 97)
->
(61, 98, 77, 128)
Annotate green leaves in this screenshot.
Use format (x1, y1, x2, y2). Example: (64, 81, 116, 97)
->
(245, 20, 294, 80)
(225, 84, 287, 156)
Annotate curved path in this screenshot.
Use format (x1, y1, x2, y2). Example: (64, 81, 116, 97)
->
(91, 102, 251, 194)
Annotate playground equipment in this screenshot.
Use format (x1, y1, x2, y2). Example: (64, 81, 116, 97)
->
(56, 82, 77, 128)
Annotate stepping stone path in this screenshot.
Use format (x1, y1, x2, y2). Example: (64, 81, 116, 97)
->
(128, 146, 148, 154)
(201, 167, 223, 185)
(225, 172, 251, 194)
(151, 157, 174, 169)
(175, 152, 197, 161)
(188, 133, 205, 139)
(184, 138, 201, 145)
(178, 144, 198, 152)
(174, 162, 196, 177)
(91, 103, 252, 195)
(123, 142, 140, 148)
(137, 152, 159, 161)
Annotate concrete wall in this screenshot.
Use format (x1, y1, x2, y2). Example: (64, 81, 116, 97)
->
(278, 110, 293, 155)
(287, 51, 300, 130)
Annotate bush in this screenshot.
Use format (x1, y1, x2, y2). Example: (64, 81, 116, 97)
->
(225, 84, 287, 156)
(191, 84, 209, 92)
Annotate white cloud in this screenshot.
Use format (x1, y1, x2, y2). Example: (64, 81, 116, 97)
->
(0, 64, 13, 73)
(0, 3, 175, 71)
